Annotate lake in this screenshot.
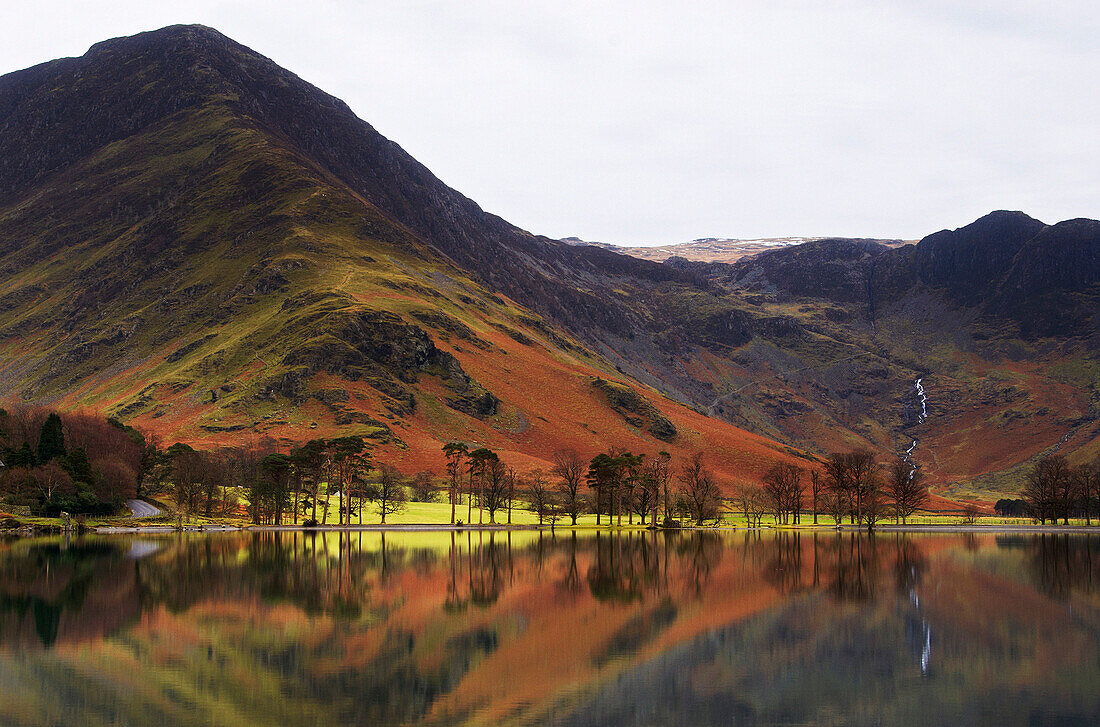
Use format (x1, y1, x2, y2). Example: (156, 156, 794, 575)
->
(0, 529, 1097, 726)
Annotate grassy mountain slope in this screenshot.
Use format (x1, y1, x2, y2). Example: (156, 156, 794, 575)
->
(0, 29, 804, 482)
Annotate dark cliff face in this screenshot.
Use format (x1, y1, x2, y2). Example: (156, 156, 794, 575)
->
(1000, 218, 1100, 296)
(725, 239, 889, 304)
(711, 211, 1097, 338)
(995, 218, 1100, 338)
(909, 210, 1047, 303)
(0, 26, 250, 203)
(891, 212, 1097, 336)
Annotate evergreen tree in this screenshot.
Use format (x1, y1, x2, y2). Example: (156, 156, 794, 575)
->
(10, 441, 36, 468)
(37, 413, 66, 465)
(64, 447, 96, 486)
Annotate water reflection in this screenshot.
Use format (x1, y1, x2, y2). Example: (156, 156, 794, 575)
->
(0, 531, 1097, 726)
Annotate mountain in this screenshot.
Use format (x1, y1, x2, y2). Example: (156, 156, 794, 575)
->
(0, 25, 1095, 499)
(0, 25, 804, 482)
(707, 210, 1099, 497)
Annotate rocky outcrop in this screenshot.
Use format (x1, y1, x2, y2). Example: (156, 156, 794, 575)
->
(279, 304, 499, 418)
(726, 238, 888, 304)
(910, 211, 1046, 303)
(592, 377, 677, 442)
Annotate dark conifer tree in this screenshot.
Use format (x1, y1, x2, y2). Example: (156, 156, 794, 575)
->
(10, 441, 36, 468)
(64, 447, 96, 485)
(37, 413, 66, 465)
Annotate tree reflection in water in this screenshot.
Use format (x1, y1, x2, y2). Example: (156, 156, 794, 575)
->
(0, 531, 1097, 726)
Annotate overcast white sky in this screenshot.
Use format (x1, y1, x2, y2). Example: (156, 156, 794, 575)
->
(2, 1, 1097, 244)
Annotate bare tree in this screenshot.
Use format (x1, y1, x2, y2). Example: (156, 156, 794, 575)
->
(886, 458, 927, 524)
(848, 450, 880, 526)
(410, 470, 438, 502)
(823, 453, 852, 523)
(552, 449, 585, 525)
(483, 458, 509, 523)
(28, 461, 74, 504)
(809, 469, 823, 525)
(823, 488, 845, 526)
(824, 449, 880, 525)
(527, 469, 553, 526)
(544, 499, 562, 530)
(862, 480, 886, 531)
(1023, 456, 1069, 524)
(762, 463, 803, 525)
(655, 451, 673, 522)
(466, 448, 498, 525)
(678, 453, 723, 526)
(1076, 460, 1100, 525)
(631, 468, 657, 525)
(506, 466, 519, 524)
(735, 485, 768, 527)
(373, 465, 408, 524)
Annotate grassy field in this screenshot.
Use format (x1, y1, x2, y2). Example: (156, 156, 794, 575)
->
(291, 497, 607, 527)
(7, 490, 1099, 532)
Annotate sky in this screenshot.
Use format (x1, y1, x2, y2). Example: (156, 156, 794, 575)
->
(1, 1, 1097, 245)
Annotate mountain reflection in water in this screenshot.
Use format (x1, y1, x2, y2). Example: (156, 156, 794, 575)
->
(0, 530, 1098, 726)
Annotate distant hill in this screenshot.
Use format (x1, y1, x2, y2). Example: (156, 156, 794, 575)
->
(0, 25, 1095, 500)
(563, 236, 912, 264)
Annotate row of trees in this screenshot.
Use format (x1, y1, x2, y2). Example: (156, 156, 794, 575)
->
(147, 436, 415, 526)
(737, 449, 931, 529)
(745, 451, 1100, 529)
(441, 443, 725, 527)
(141, 435, 1100, 529)
(0, 407, 145, 515)
(1021, 456, 1100, 525)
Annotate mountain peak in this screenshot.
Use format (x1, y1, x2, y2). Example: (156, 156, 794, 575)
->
(961, 209, 1045, 235)
(87, 24, 232, 53)
(908, 210, 1048, 301)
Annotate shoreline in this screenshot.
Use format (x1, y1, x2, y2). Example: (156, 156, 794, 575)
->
(86, 523, 1100, 535)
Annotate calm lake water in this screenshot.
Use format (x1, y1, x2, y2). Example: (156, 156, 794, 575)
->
(0, 529, 1097, 726)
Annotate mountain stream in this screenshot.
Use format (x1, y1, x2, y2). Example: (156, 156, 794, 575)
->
(901, 377, 929, 478)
